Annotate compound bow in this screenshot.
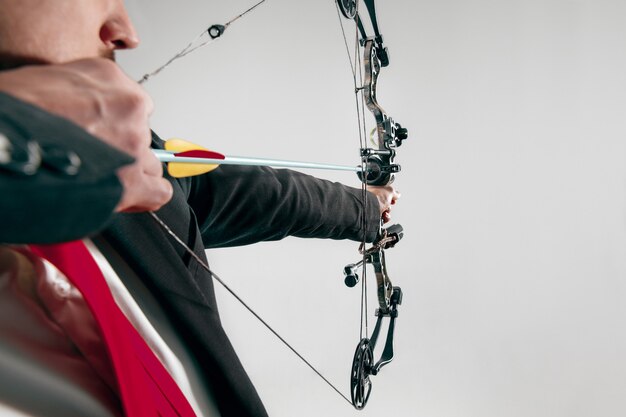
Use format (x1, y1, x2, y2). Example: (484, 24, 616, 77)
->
(140, 0, 409, 410)
(335, 0, 408, 409)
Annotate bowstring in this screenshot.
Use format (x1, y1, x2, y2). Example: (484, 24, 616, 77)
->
(139, 30, 214, 84)
(335, 1, 370, 342)
(138, 0, 267, 85)
(137, 0, 373, 408)
(223, 0, 267, 27)
(148, 212, 353, 406)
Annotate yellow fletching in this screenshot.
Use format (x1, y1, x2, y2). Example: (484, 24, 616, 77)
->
(164, 138, 219, 178)
(165, 138, 207, 153)
(167, 163, 218, 178)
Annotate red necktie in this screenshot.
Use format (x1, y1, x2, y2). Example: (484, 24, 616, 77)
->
(30, 241, 197, 417)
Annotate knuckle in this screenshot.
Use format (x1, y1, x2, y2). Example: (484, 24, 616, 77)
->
(121, 89, 145, 112)
(143, 93, 154, 115)
(118, 133, 147, 157)
(159, 181, 173, 201)
(120, 91, 151, 123)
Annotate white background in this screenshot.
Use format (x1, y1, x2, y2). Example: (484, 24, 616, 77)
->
(120, 1, 626, 416)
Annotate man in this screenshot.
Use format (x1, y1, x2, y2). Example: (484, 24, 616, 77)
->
(0, 1, 399, 415)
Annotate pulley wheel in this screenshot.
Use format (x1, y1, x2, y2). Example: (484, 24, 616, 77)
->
(337, 0, 357, 19)
(350, 338, 373, 409)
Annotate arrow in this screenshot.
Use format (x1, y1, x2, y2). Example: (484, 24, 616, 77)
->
(154, 138, 363, 178)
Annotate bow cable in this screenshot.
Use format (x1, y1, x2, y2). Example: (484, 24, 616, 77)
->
(335, 0, 372, 344)
(148, 211, 354, 406)
(138, 0, 267, 84)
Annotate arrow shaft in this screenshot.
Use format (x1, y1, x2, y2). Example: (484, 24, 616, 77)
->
(154, 150, 361, 173)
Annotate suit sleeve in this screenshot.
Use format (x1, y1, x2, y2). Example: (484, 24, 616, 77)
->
(0, 92, 134, 244)
(185, 163, 381, 248)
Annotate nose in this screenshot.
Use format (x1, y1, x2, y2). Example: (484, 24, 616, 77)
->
(100, 9, 139, 50)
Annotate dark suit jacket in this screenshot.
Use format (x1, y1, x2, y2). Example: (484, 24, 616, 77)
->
(1, 93, 380, 416)
(0, 92, 133, 243)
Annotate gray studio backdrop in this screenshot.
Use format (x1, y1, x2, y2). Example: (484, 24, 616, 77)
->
(119, 1, 626, 416)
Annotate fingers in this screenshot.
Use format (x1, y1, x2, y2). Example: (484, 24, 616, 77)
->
(367, 184, 401, 224)
(0, 58, 171, 212)
(390, 188, 401, 206)
(114, 159, 173, 213)
(382, 209, 392, 224)
(383, 188, 401, 223)
(75, 60, 168, 211)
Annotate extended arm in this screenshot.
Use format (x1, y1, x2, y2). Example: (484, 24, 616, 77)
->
(185, 163, 382, 248)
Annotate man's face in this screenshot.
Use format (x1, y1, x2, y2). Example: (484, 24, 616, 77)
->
(0, 0, 138, 64)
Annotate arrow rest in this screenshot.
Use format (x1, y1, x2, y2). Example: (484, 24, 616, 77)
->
(358, 151, 400, 186)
